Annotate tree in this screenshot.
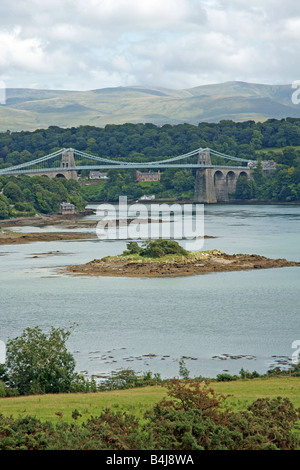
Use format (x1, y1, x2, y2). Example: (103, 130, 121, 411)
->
(281, 147, 298, 166)
(250, 130, 264, 150)
(178, 359, 190, 380)
(234, 176, 254, 199)
(252, 159, 264, 186)
(3, 181, 23, 203)
(140, 239, 188, 258)
(6, 326, 77, 395)
(124, 241, 142, 255)
(0, 194, 11, 219)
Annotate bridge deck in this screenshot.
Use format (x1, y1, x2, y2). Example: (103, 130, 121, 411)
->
(0, 164, 250, 176)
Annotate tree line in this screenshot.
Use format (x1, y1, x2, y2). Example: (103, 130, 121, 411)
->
(0, 120, 300, 215)
(1, 119, 300, 166)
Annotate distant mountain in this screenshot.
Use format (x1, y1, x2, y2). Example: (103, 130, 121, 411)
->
(0, 81, 299, 132)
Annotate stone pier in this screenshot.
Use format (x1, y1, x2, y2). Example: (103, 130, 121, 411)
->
(194, 150, 251, 203)
(23, 149, 78, 180)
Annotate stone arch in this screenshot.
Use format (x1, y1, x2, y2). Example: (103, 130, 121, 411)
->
(214, 170, 228, 201)
(226, 170, 237, 194)
(238, 171, 249, 179)
(55, 173, 66, 178)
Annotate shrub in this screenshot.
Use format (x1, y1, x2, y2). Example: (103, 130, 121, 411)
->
(239, 368, 260, 379)
(123, 239, 189, 258)
(216, 373, 238, 382)
(4, 387, 19, 397)
(146, 379, 300, 450)
(123, 241, 142, 255)
(97, 369, 162, 391)
(0, 380, 299, 450)
(291, 362, 300, 377)
(0, 415, 55, 450)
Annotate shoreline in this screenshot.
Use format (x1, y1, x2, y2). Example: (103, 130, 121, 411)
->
(0, 231, 215, 245)
(60, 250, 300, 278)
(1, 199, 300, 228)
(0, 230, 98, 245)
(87, 199, 300, 205)
(0, 209, 95, 228)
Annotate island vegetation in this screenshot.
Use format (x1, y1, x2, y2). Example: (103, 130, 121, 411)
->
(62, 239, 300, 278)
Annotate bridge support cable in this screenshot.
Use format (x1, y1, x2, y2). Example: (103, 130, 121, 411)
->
(73, 149, 133, 166)
(0, 146, 257, 176)
(144, 147, 203, 165)
(208, 148, 254, 164)
(0, 148, 65, 174)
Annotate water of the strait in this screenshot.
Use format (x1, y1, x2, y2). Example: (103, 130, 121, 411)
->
(0, 203, 299, 379)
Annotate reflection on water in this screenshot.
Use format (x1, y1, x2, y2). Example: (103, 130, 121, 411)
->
(0, 204, 299, 379)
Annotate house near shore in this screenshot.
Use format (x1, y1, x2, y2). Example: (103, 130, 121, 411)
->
(139, 194, 155, 201)
(59, 202, 75, 214)
(247, 160, 276, 175)
(89, 171, 109, 180)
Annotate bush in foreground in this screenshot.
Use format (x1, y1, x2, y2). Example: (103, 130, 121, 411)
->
(0, 379, 299, 450)
(146, 380, 300, 450)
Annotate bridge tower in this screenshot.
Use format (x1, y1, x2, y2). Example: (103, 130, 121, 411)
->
(59, 149, 78, 180)
(194, 149, 217, 203)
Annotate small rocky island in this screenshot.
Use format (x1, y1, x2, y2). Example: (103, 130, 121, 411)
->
(61, 239, 300, 278)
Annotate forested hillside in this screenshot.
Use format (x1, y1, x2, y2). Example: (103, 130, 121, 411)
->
(0, 175, 85, 219)
(0, 119, 300, 218)
(1, 119, 300, 165)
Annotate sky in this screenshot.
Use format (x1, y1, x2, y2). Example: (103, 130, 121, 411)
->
(0, 0, 300, 91)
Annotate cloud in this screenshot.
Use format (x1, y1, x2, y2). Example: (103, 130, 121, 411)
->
(0, 0, 299, 90)
(0, 28, 46, 71)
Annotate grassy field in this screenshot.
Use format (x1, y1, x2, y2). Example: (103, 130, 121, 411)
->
(257, 145, 300, 154)
(0, 376, 299, 425)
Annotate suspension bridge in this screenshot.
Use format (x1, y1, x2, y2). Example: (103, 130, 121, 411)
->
(0, 147, 269, 203)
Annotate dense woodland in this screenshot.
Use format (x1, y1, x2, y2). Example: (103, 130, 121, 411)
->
(0, 119, 300, 218)
(0, 175, 85, 219)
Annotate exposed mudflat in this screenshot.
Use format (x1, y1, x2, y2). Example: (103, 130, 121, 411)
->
(0, 210, 95, 228)
(0, 231, 97, 245)
(60, 250, 300, 278)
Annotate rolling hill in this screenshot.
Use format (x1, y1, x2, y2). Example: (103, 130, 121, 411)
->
(1, 81, 300, 132)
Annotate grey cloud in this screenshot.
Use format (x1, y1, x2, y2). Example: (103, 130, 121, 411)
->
(0, 0, 299, 90)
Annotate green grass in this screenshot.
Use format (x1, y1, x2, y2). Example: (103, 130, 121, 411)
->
(212, 376, 300, 412)
(256, 145, 300, 155)
(139, 182, 162, 188)
(0, 377, 299, 425)
(113, 249, 221, 263)
(0, 385, 166, 425)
